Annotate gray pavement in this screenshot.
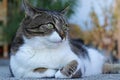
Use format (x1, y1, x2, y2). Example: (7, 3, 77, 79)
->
(0, 59, 120, 80)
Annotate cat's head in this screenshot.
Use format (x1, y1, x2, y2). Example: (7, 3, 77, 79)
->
(22, 0, 69, 44)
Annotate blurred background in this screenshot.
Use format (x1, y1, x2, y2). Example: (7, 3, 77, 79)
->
(0, 0, 119, 63)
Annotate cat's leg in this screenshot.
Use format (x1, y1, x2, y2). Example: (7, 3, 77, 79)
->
(55, 60, 81, 78)
(23, 68, 57, 78)
(103, 63, 120, 74)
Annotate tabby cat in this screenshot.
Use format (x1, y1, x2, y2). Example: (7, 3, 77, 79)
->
(10, 0, 120, 78)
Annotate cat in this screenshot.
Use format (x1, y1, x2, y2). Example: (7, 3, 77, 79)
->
(10, 0, 120, 78)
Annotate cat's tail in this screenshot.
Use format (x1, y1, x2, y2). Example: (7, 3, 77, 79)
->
(103, 63, 120, 74)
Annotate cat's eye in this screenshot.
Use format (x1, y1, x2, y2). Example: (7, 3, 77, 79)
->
(63, 25, 68, 30)
(47, 24, 54, 29)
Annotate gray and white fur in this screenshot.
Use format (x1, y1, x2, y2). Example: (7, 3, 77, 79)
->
(10, 0, 106, 78)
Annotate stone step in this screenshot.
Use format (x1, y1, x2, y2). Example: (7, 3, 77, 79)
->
(0, 59, 9, 66)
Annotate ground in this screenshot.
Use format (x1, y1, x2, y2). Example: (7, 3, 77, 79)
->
(0, 59, 120, 80)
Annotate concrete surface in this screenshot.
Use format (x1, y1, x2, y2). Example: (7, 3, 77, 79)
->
(0, 59, 120, 80)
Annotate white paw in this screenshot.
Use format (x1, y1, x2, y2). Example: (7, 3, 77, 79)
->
(55, 70, 69, 78)
(44, 69, 56, 77)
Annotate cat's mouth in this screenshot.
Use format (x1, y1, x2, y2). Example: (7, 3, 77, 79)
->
(44, 39, 64, 48)
(50, 40, 63, 44)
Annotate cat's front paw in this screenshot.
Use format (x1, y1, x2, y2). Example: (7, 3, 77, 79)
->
(55, 70, 69, 78)
(55, 60, 78, 78)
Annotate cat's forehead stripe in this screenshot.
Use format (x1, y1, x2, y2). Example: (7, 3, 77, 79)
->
(52, 14, 65, 24)
(60, 16, 66, 24)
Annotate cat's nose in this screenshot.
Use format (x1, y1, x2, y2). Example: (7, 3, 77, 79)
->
(59, 31, 66, 40)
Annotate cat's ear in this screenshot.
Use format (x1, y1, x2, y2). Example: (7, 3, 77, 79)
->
(23, 0, 37, 18)
(61, 6, 70, 15)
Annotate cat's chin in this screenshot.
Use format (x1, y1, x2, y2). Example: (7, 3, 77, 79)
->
(50, 40, 63, 44)
(47, 39, 64, 44)
(45, 40, 64, 48)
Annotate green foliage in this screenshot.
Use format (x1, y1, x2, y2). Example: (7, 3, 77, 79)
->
(4, 12, 24, 43)
(4, 0, 24, 43)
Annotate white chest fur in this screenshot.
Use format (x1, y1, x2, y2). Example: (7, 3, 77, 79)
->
(10, 36, 80, 77)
